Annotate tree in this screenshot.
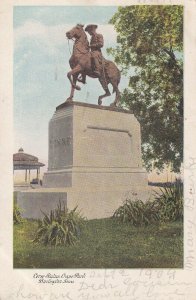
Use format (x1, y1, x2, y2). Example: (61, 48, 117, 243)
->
(108, 5, 183, 173)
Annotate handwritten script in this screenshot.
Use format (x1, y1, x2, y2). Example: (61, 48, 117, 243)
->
(5, 269, 192, 300)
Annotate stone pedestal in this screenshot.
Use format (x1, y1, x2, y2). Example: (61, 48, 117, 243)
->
(17, 101, 150, 220)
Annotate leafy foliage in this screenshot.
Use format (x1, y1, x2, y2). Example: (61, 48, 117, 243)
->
(113, 199, 159, 226)
(113, 180, 183, 226)
(154, 179, 183, 222)
(108, 6, 183, 172)
(14, 203, 23, 225)
(33, 202, 84, 246)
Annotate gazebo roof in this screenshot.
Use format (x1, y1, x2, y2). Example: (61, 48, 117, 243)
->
(13, 148, 45, 169)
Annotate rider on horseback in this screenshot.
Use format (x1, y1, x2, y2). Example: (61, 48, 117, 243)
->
(66, 24, 120, 106)
(85, 24, 104, 77)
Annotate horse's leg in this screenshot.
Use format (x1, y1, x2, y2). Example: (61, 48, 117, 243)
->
(110, 85, 121, 107)
(98, 77, 111, 106)
(67, 65, 82, 91)
(77, 73, 86, 84)
(66, 74, 78, 102)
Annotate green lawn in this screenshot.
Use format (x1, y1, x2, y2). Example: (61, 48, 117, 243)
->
(14, 218, 183, 268)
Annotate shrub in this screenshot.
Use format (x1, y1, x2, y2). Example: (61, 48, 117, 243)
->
(13, 203, 23, 225)
(113, 179, 183, 226)
(154, 179, 183, 222)
(33, 202, 84, 246)
(113, 199, 159, 226)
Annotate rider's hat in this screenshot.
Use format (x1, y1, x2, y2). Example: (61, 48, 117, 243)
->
(85, 24, 98, 32)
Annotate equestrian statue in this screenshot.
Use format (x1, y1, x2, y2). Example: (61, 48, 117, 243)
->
(66, 24, 121, 106)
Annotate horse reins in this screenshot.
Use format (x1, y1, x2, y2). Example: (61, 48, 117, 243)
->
(67, 38, 88, 56)
(67, 38, 73, 55)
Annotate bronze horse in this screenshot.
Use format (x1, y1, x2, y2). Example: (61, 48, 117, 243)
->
(66, 24, 121, 106)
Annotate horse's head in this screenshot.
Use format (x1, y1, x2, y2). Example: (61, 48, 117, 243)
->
(66, 24, 85, 40)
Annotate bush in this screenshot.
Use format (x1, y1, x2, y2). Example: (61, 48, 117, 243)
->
(113, 199, 159, 226)
(113, 179, 183, 226)
(154, 179, 183, 222)
(13, 203, 23, 225)
(33, 202, 84, 246)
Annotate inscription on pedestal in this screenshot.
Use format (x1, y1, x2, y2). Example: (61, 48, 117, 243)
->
(48, 114, 73, 170)
(49, 136, 72, 147)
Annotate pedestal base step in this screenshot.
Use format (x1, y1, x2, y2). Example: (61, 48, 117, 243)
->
(16, 186, 152, 220)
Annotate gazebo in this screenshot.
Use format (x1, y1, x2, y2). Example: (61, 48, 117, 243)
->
(13, 148, 45, 184)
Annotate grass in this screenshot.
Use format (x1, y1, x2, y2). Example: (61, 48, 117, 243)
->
(14, 218, 183, 268)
